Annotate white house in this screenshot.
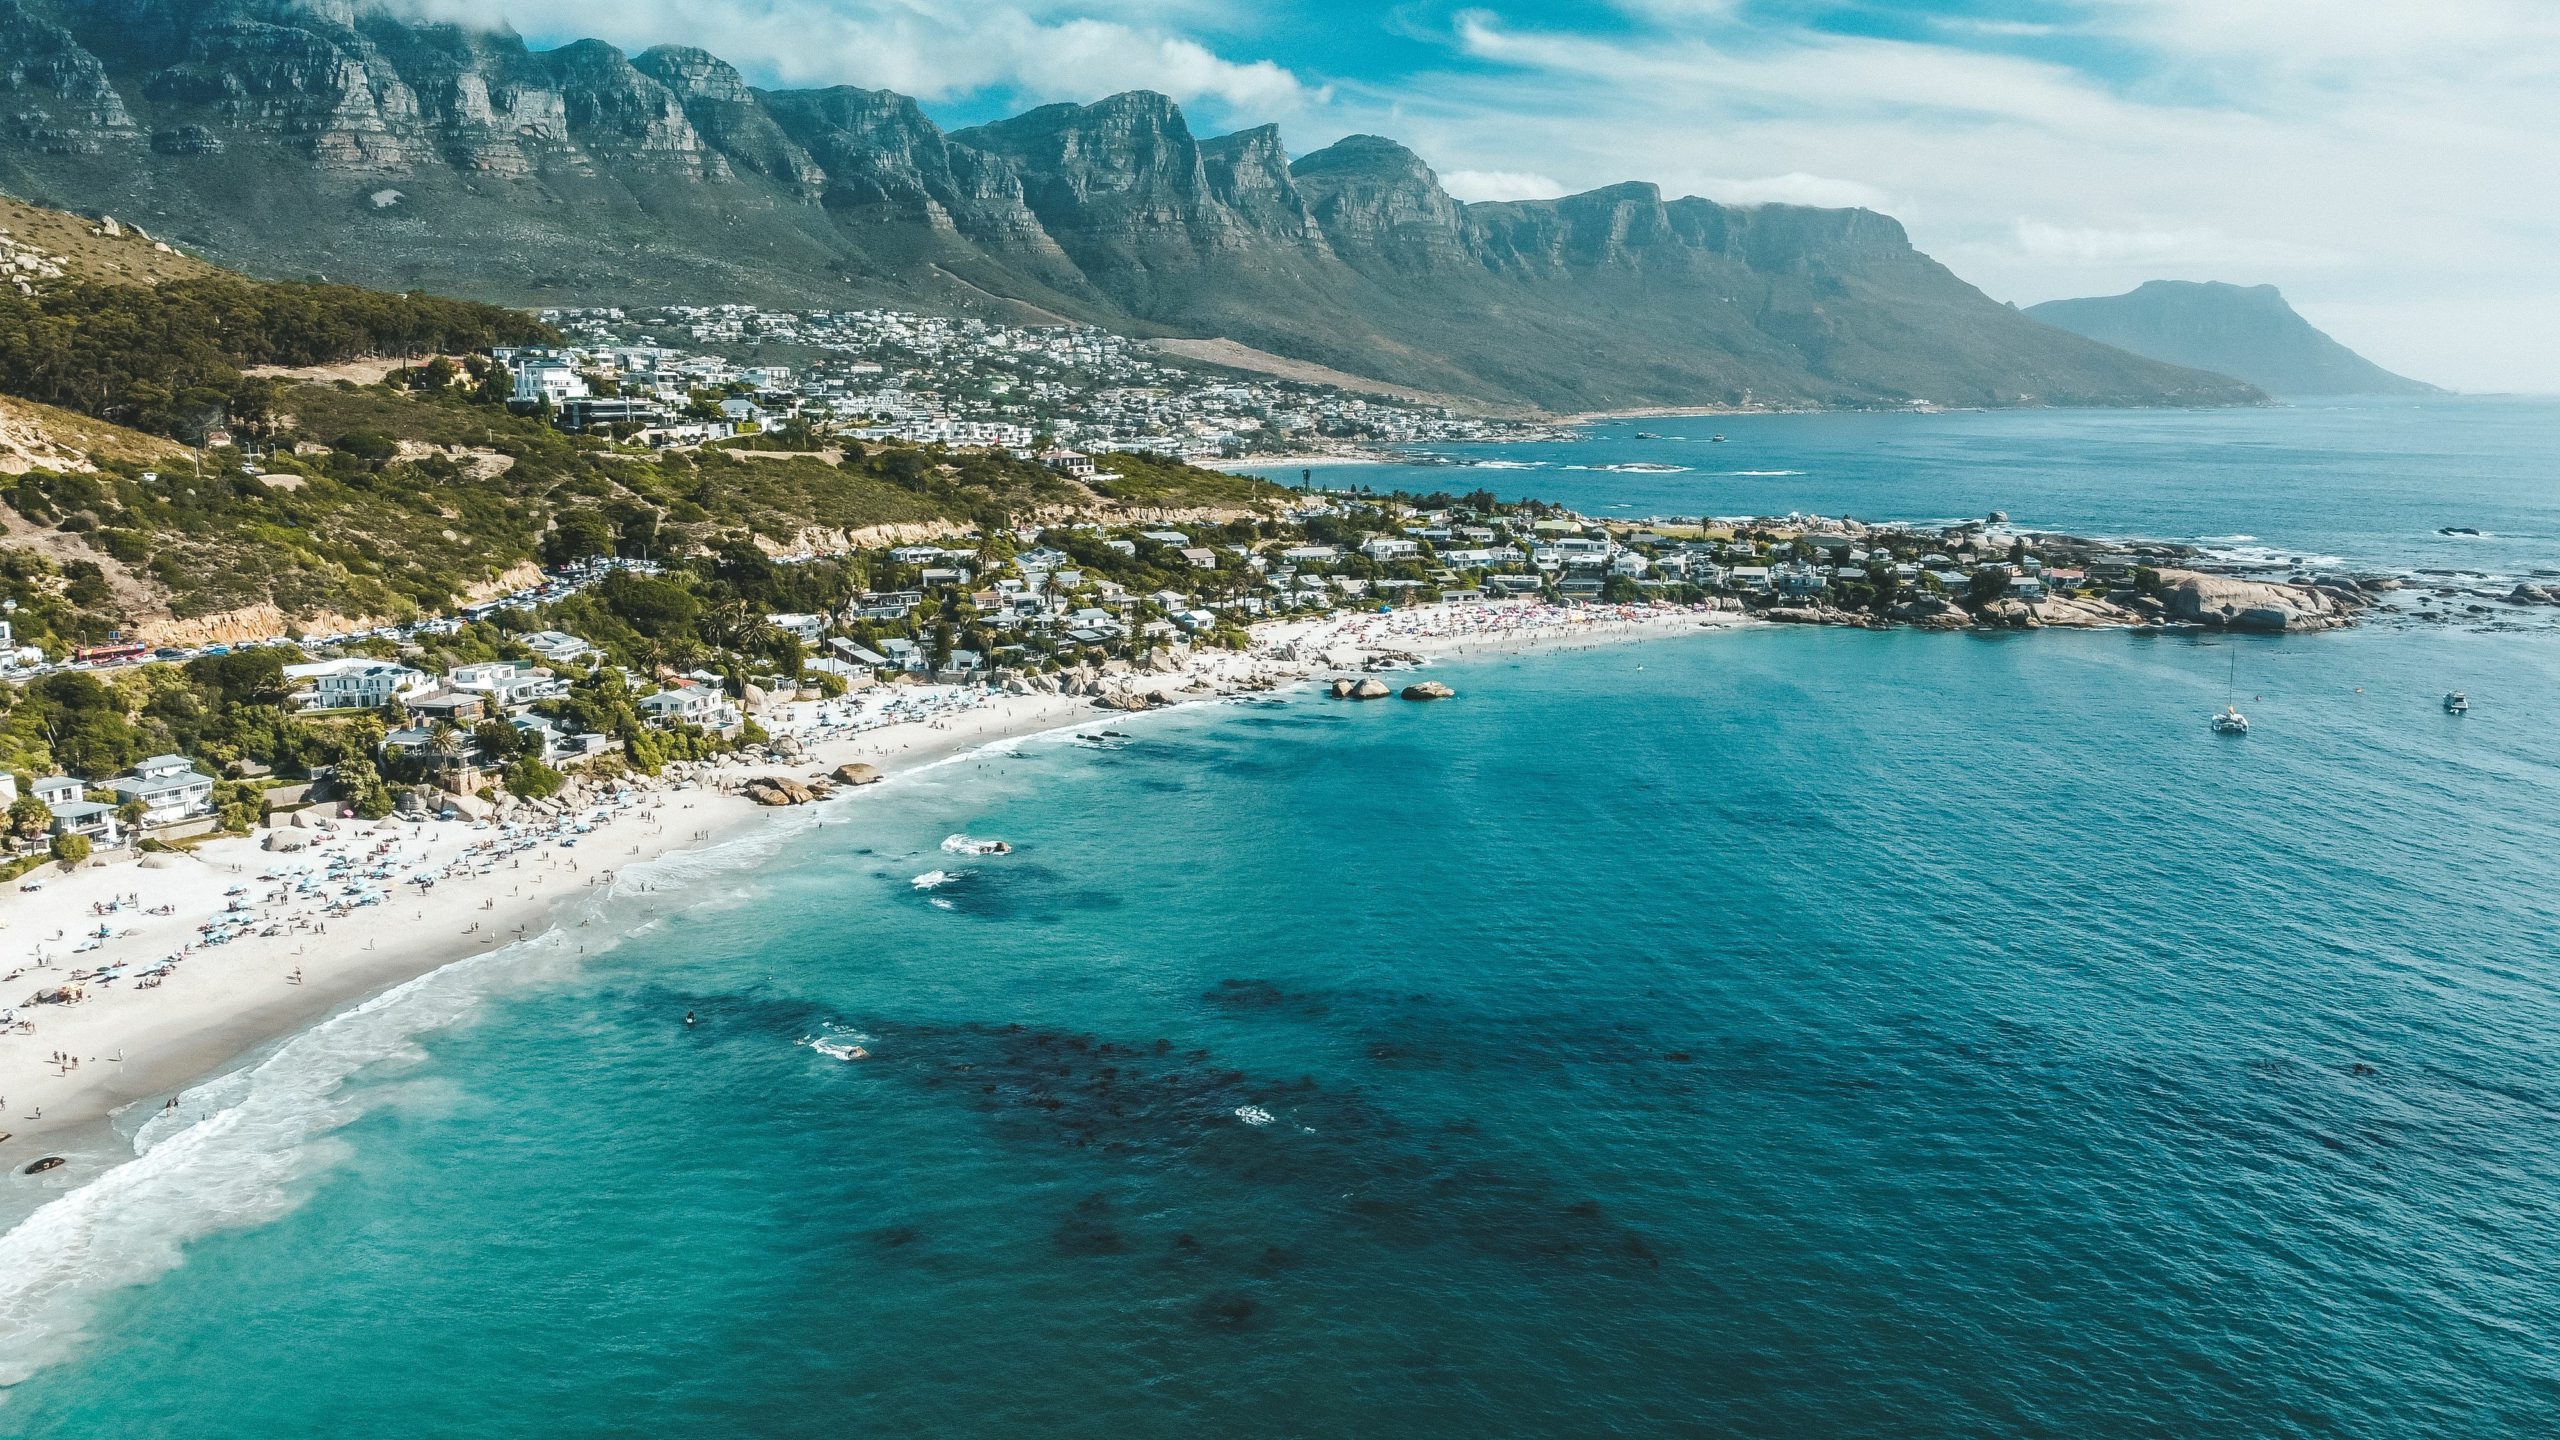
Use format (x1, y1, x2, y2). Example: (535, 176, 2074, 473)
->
(288, 659, 431, 711)
(449, 661, 567, 710)
(766, 613, 827, 647)
(512, 360, 590, 407)
(639, 685, 740, 733)
(1361, 537, 1421, 563)
(33, 774, 118, 844)
(520, 630, 594, 665)
(112, 754, 218, 826)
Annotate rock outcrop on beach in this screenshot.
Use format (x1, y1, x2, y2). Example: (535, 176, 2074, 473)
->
(0, 1, 2264, 413)
(2156, 569, 2359, 631)
(833, 762, 883, 786)
(1401, 682, 1454, 701)
(744, 775, 819, 806)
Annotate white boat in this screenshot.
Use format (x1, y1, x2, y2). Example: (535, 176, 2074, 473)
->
(2444, 691, 2469, 714)
(2211, 705, 2250, 735)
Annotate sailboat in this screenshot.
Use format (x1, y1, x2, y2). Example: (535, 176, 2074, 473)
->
(2211, 643, 2250, 734)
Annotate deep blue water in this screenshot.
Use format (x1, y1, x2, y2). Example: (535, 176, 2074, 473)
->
(1244, 396, 2560, 584)
(4, 403, 2560, 1438)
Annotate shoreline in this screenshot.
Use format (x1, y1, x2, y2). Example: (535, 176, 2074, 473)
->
(0, 602, 1741, 1174)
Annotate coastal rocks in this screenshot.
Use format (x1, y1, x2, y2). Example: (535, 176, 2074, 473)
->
(1400, 681, 1455, 701)
(2024, 594, 2143, 628)
(1335, 677, 1391, 700)
(2157, 569, 2358, 631)
(1971, 598, 2042, 630)
(834, 762, 884, 786)
(744, 775, 818, 806)
(1891, 595, 1971, 630)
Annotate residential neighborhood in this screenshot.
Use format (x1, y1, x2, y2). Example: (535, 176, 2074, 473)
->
(518, 304, 1565, 458)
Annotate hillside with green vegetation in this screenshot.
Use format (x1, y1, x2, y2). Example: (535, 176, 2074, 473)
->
(0, 274, 553, 443)
(4, 372, 1282, 638)
(0, 191, 1290, 654)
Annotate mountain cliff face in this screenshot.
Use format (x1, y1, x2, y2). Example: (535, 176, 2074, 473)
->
(2026, 281, 2435, 397)
(0, 0, 2265, 411)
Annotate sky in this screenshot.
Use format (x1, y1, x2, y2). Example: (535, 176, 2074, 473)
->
(464, 0, 2560, 392)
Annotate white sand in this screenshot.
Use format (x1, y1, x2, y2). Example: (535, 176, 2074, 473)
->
(0, 601, 1744, 1160)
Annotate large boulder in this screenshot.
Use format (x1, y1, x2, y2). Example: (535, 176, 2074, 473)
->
(1329, 678, 1355, 699)
(834, 762, 884, 786)
(2157, 569, 2357, 631)
(744, 776, 817, 806)
(1401, 681, 1455, 701)
(1348, 677, 1391, 700)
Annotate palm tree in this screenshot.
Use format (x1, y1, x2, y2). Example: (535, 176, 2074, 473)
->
(426, 720, 467, 776)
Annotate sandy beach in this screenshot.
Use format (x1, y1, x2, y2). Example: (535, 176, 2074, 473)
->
(0, 601, 1744, 1165)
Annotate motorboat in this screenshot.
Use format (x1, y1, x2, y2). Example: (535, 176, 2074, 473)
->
(2211, 705, 2250, 735)
(2444, 691, 2469, 714)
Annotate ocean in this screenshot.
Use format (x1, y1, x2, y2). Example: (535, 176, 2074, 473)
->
(4, 400, 2559, 1438)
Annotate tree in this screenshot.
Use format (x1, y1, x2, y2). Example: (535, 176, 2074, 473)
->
(502, 755, 564, 800)
(50, 831, 91, 870)
(597, 571, 701, 642)
(542, 509, 614, 568)
(1966, 567, 2013, 608)
(1865, 561, 1900, 611)
(6, 794, 51, 843)
(425, 721, 468, 775)
(473, 720, 523, 763)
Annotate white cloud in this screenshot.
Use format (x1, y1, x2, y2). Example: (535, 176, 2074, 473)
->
(1687, 172, 1893, 211)
(1440, 169, 1566, 202)
(1318, 6, 2560, 392)
(2005, 220, 2342, 270)
(381, 0, 1325, 114)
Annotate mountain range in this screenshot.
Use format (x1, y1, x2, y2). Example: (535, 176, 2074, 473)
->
(2026, 282, 2433, 397)
(0, 0, 2266, 413)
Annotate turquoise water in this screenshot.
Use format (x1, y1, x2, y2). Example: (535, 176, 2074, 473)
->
(6, 404, 2560, 1437)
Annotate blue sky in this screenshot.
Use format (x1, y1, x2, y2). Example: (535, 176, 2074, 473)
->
(465, 0, 2560, 390)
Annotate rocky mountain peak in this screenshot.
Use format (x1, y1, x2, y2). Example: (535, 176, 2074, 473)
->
(0, 3, 2271, 412)
(1290, 134, 1467, 269)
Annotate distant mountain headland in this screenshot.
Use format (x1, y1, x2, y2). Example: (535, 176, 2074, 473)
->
(2026, 281, 2436, 398)
(0, 0, 2262, 413)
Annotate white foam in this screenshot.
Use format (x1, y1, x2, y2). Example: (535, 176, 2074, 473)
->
(0, 933, 571, 1389)
(0, 804, 810, 1391)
